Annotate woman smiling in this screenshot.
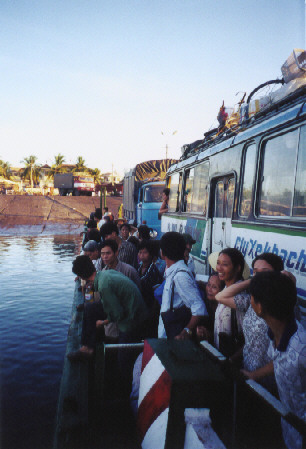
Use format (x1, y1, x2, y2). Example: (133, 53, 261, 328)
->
(209, 248, 248, 353)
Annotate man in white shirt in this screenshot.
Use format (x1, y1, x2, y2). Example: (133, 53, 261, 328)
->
(158, 232, 207, 339)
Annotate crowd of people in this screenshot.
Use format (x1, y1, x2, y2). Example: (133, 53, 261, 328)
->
(68, 206, 305, 449)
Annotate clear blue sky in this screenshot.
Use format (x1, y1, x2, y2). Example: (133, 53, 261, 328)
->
(1, 0, 305, 174)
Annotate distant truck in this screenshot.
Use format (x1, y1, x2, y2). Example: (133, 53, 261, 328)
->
(54, 173, 95, 196)
(123, 159, 177, 238)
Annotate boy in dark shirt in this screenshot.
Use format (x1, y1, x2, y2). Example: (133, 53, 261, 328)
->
(138, 240, 163, 337)
(249, 272, 305, 449)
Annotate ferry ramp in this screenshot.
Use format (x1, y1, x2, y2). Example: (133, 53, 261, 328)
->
(0, 195, 123, 234)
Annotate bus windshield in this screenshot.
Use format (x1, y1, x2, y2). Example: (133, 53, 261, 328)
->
(143, 185, 164, 203)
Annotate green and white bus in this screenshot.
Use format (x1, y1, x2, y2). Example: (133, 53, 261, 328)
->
(162, 72, 306, 325)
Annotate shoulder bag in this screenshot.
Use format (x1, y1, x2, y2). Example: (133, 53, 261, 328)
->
(219, 308, 245, 357)
(161, 270, 192, 339)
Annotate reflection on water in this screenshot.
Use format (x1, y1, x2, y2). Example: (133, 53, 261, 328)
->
(0, 235, 82, 449)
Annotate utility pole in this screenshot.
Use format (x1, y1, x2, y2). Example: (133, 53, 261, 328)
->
(161, 130, 178, 159)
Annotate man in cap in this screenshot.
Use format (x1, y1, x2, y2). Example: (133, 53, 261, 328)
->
(83, 240, 103, 272)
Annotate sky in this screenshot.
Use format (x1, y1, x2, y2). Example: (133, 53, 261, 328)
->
(0, 0, 305, 175)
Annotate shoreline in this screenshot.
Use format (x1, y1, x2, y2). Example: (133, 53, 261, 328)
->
(0, 195, 123, 235)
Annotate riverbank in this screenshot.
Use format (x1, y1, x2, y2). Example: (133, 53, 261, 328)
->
(0, 195, 123, 235)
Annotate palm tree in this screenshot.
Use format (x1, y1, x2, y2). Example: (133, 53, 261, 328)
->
(0, 159, 4, 178)
(73, 156, 88, 173)
(47, 153, 66, 180)
(54, 153, 65, 167)
(21, 155, 41, 193)
(0, 160, 11, 179)
(89, 168, 102, 184)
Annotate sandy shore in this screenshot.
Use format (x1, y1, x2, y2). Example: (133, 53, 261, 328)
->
(0, 195, 123, 235)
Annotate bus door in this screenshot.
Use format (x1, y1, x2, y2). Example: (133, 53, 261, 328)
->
(211, 176, 235, 253)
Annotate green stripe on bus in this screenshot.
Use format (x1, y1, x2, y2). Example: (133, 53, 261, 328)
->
(164, 215, 187, 220)
(232, 223, 306, 237)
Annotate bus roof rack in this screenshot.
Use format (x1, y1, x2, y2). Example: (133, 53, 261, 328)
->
(180, 80, 306, 161)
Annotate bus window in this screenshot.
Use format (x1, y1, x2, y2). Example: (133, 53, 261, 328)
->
(226, 178, 235, 218)
(215, 182, 224, 217)
(214, 177, 235, 218)
(212, 176, 235, 252)
(293, 126, 306, 217)
(193, 163, 209, 214)
(259, 129, 299, 217)
(184, 168, 194, 212)
(168, 172, 182, 212)
(183, 162, 209, 213)
(240, 144, 256, 217)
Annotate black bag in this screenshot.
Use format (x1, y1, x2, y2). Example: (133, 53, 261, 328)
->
(161, 270, 192, 339)
(218, 308, 244, 358)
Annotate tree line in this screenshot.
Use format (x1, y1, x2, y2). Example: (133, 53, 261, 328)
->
(0, 154, 102, 185)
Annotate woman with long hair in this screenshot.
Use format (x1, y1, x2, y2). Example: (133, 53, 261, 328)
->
(209, 248, 247, 352)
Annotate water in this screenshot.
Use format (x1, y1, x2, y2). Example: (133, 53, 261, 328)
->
(0, 235, 82, 449)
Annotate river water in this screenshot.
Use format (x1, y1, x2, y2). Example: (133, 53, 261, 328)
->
(0, 235, 82, 449)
